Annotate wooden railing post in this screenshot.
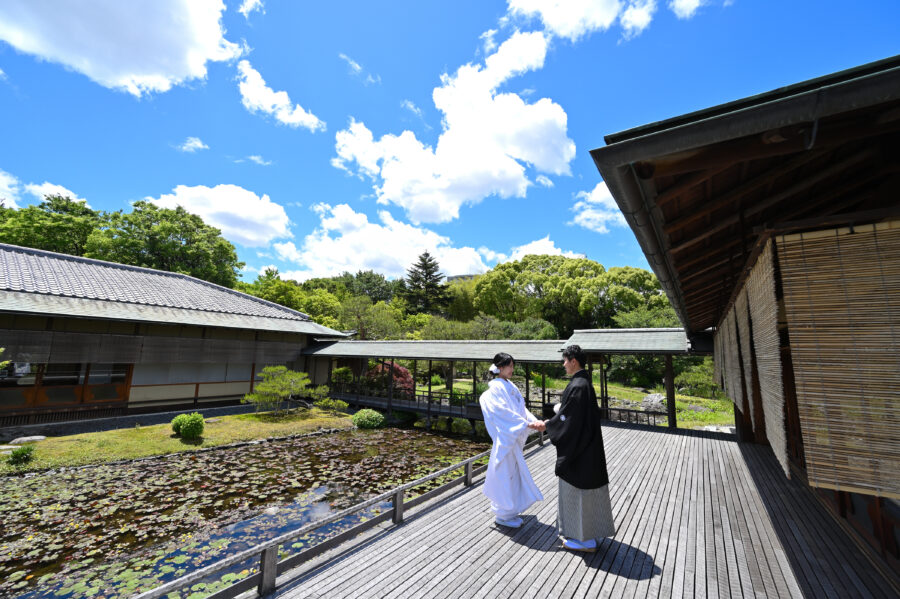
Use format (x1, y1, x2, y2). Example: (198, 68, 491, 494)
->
(665, 355, 677, 429)
(539, 430, 545, 446)
(464, 461, 474, 486)
(392, 489, 405, 524)
(258, 546, 278, 596)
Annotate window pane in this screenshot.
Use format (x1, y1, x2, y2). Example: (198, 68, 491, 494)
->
(42, 364, 86, 386)
(88, 364, 128, 384)
(0, 363, 39, 388)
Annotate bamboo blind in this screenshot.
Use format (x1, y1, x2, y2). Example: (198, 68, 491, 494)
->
(713, 325, 724, 388)
(722, 307, 745, 411)
(735, 289, 756, 429)
(777, 220, 900, 498)
(745, 239, 789, 476)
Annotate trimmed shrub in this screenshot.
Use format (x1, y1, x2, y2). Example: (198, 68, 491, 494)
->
(315, 398, 349, 412)
(429, 374, 444, 387)
(7, 444, 35, 466)
(352, 408, 385, 429)
(171, 413, 190, 436)
(331, 366, 354, 383)
(178, 412, 205, 439)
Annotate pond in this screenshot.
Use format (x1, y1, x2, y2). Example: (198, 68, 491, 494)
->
(0, 428, 491, 598)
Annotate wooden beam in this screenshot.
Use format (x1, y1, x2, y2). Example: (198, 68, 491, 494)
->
(669, 148, 876, 255)
(654, 165, 731, 206)
(663, 150, 827, 235)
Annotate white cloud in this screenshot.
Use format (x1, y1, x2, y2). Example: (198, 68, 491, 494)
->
(401, 100, 423, 118)
(338, 53, 362, 75)
(177, 136, 209, 152)
(238, 0, 264, 19)
(247, 155, 272, 165)
(25, 182, 88, 205)
(508, 0, 624, 41)
(621, 0, 657, 38)
(237, 60, 325, 132)
(339, 52, 380, 85)
(480, 28, 498, 54)
(508, 235, 582, 262)
(669, 0, 703, 18)
(332, 31, 575, 224)
(148, 183, 290, 247)
(0, 67, 6, 80)
(570, 181, 627, 233)
(0, 168, 21, 208)
(478, 246, 508, 263)
(273, 203, 489, 280)
(536, 175, 554, 187)
(0, 0, 242, 96)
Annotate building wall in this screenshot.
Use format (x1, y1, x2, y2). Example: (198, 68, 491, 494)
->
(0, 315, 310, 422)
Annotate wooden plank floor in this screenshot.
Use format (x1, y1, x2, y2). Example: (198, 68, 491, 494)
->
(274, 423, 895, 599)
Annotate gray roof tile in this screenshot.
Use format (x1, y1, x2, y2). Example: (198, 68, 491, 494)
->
(0, 243, 309, 321)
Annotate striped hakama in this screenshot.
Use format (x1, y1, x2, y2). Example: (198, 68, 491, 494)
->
(557, 479, 616, 541)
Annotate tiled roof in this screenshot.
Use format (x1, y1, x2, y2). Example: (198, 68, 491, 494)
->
(302, 340, 567, 363)
(0, 243, 346, 336)
(0, 243, 307, 319)
(566, 328, 689, 354)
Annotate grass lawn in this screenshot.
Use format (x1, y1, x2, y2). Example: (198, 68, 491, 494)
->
(1, 408, 353, 475)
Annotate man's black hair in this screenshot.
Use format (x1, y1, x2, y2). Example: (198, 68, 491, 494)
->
(562, 344, 587, 369)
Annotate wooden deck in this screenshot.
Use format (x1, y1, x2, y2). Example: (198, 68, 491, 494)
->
(273, 423, 895, 598)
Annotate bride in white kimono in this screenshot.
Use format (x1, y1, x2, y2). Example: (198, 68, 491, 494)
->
(479, 352, 543, 528)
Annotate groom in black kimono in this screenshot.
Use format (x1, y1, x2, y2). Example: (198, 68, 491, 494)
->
(530, 344, 615, 552)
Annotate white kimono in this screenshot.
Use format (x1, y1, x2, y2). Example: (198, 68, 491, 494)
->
(479, 378, 544, 520)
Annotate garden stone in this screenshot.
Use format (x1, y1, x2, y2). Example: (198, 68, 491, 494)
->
(10, 436, 46, 444)
(641, 393, 666, 412)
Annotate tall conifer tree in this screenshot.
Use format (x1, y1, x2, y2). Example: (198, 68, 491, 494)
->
(404, 251, 450, 314)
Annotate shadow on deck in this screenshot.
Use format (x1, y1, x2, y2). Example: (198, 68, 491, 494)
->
(273, 423, 896, 598)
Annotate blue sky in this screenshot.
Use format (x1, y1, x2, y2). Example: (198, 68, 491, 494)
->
(1, 1, 898, 281)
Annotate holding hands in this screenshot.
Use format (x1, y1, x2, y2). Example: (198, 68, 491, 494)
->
(528, 420, 547, 432)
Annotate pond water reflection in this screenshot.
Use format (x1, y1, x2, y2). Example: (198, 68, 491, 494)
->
(0, 427, 490, 598)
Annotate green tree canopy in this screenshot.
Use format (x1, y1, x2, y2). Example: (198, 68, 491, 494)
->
(446, 277, 478, 321)
(403, 251, 450, 314)
(85, 201, 243, 288)
(0, 195, 102, 255)
(473, 254, 606, 336)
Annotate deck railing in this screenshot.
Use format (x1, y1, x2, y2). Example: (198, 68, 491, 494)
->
(133, 433, 545, 599)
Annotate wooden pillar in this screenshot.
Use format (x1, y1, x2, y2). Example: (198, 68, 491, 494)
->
(472, 361, 477, 401)
(412, 359, 417, 399)
(601, 356, 609, 412)
(427, 360, 433, 429)
(388, 357, 395, 416)
(588, 357, 594, 403)
(448, 361, 454, 394)
(525, 364, 531, 411)
(541, 364, 547, 415)
(665, 355, 677, 429)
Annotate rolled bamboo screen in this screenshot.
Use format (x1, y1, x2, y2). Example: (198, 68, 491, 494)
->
(714, 325, 724, 388)
(735, 289, 756, 429)
(777, 220, 900, 498)
(745, 239, 789, 476)
(722, 307, 745, 411)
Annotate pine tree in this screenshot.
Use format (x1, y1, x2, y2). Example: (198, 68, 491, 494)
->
(404, 251, 450, 314)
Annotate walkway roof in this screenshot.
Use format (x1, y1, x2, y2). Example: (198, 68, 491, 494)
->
(302, 340, 566, 363)
(303, 328, 694, 362)
(567, 328, 690, 354)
